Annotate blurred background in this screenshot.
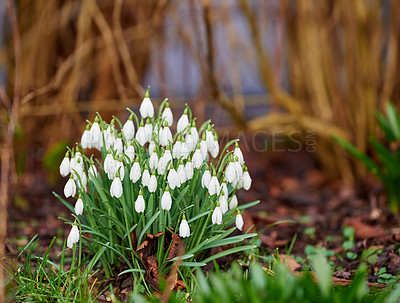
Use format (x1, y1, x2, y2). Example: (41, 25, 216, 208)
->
(1, 0, 400, 298)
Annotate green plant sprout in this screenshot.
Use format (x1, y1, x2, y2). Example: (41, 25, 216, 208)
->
(55, 87, 258, 292)
(334, 102, 400, 213)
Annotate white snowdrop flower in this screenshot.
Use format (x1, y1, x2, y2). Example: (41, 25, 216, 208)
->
(179, 140, 189, 159)
(90, 119, 102, 146)
(172, 139, 182, 159)
(177, 161, 187, 184)
(64, 176, 76, 198)
(142, 167, 151, 187)
(219, 191, 228, 214)
(135, 190, 145, 213)
(224, 156, 236, 183)
(167, 165, 181, 189)
(201, 167, 211, 189)
(104, 151, 114, 175)
(70, 152, 82, 175)
(190, 121, 199, 144)
(229, 194, 238, 210)
(88, 162, 98, 181)
(200, 135, 208, 161)
(234, 142, 244, 165)
(147, 173, 157, 193)
(125, 143, 135, 163)
(110, 176, 123, 198)
(212, 206, 223, 225)
(149, 150, 159, 171)
(192, 146, 203, 169)
(105, 130, 116, 151)
(161, 186, 172, 211)
(75, 170, 87, 190)
(159, 124, 173, 147)
(235, 211, 244, 231)
(67, 224, 80, 248)
(148, 140, 156, 155)
(209, 134, 219, 158)
(144, 119, 153, 143)
(157, 149, 172, 175)
(74, 196, 84, 215)
(81, 126, 92, 149)
(106, 156, 118, 180)
(177, 108, 189, 133)
(129, 160, 141, 183)
(122, 114, 135, 141)
(179, 217, 190, 238)
(139, 88, 154, 118)
(208, 173, 220, 196)
(60, 152, 70, 177)
(243, 167, 252, 190)
(185, 160, 194, 180)
(114, 136, 124, 155)
(185, 130, 197, 152)
(205, 126, 214, 151)
(135, 120, 147, 146)
(161, 101, 173, 126)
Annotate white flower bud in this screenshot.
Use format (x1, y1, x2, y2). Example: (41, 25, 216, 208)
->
(60, 155, 70, 177)
(64, 177, 76, 198)
(135, 124, 147, 146)
(167, 167, 181, 189)
(122, 116, 135, 141)
(135, 192, 145, 213)
(147, 174, 157, 193)
(90, 121, 102, 146)
(209, 136, 219, 158)
(200, 138, 208, 161)
(201, 168, 211, 189)
(177, 162, 187, 184)
(177, 112, 189, 133)
(144, 119, 153, 143)
(190, 126, 199, 144)
(110, 177, 123, 198)
(192, 147, 203, 169)
(243, 169, 252, 190)
(212, 206, 223, 225)
(236, 212, 244, 231)
(125, 143, 135, 163)
(208, 175, 220, 196)
(219, 191, 228, 214)
(179, 218, 190, 238)
(88, 163, 98, 181)
(159, 125, 173, 147)
(81, 128, 92, 149)
(67, 224, 80, 248)
(161, 188, 172, 211)
(142, 168, 150, 187)
(129, 161, 141, 183)
(148, 140, 156, 155)
(229, 194, 238, 210)
(185, 160, 194, 180)
(114, 137, 124, 155)
(234, 143, 244, 165)
(74, 197, 84, 215)
(149, 151, 159, 171)
(139, 89, 154, 118)
(162, 104, 173, 126)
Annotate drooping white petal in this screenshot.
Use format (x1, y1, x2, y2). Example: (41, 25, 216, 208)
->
(162, 106, 173, 126)
(208, 175, 220, 196)
(64, 178, 76, 198)
(88, 164, 98, 181)
(185, 160, 194, 180)
(114, 137, 124, 155)
(122, 118, 135, 141)
(90, 122, 102, 145)
(142, 169, 151, 187)
(135, 194, 145, 213)
(139, 97, 154, 118)
(81, 129, 92, 149)
(179, 219, 190, 238)
(110, 177, 123, 198)
(229, 194, 238, 210)
(192, 148, 203, 169)
(167, 168, 181, 189)
(177, 113, 189, 133)
(159, 126, 173, 147)
(212, 207, 223, 225)
(135, 126, 147, 146)
(161, 190, 172, 211)
(234, 145, 244, 165)
(125, 144, 135, 162)
(177, 163, 187, 184)
(60, 156, 70, 177)
(74, 198, 84, 215)
(219, 191, 228, 214)
(144, 121, 153, 143)
(147, 174, 157, 193)
(148, 140, 156, 155)
(130, 161, 141, 183)
(243, 170, 252, 190)
(235, 213, 244, 231)
(67, 225, 80, 248)
(201, 169, 211, 189)
(149, 152, 159, 171)
(209, 138, 219, 158)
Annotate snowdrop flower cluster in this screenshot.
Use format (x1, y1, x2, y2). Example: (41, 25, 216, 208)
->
(59, 87, 252, 245)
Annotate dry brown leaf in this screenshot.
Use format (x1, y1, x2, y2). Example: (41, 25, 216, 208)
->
(166, 233, 184, 261)
(277, 254, 301, 273)
(344, 218, 386, 239)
